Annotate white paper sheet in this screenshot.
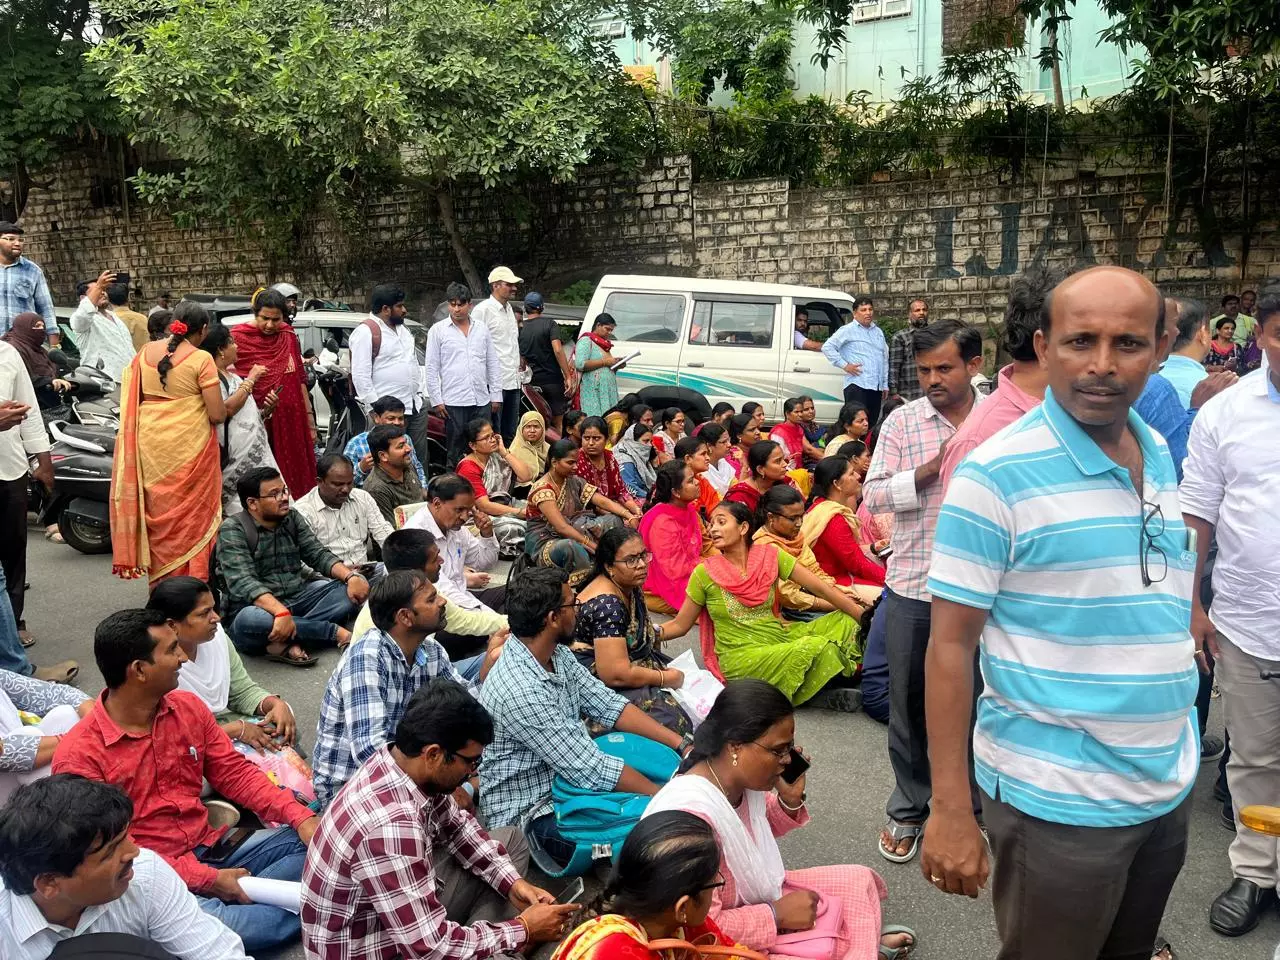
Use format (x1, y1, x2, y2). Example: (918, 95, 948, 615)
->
(238, 877, 302, 914)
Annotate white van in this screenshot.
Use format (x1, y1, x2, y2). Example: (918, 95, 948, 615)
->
(580, 275, 855, 422)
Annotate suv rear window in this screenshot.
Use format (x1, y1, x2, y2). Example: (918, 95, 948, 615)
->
(601, 292, 686, 343)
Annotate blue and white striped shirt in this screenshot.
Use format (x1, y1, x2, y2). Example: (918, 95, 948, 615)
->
(928, 388, 1199, 828)
(820, 320, 888, 391)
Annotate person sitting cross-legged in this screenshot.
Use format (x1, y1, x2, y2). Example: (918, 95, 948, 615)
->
(0, 669, 93, 805)
(362, 423, 427, 525)
(294, 454, 394, 572)
(312, 570, 501, 809)
(217, 466, 370, 667)
(478, 566, 689, 873)
(52, 609, 322, 953)
(0, 774, 251, 960)
(344, 394, 428, 489)
(302, 679, 580, 960)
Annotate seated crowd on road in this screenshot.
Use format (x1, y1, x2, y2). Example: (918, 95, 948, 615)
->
(0, 223, 1277, 960)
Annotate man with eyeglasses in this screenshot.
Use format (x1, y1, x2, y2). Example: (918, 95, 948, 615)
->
(312, 571, 491, 808)
(426, 281, 502, 469)
(1182, 292, 1280, 938)
(215, 466, 369, 666)
(479, 567, 689, 871)
(920, 266, 1200, 960)
(303, 678, 579, 960)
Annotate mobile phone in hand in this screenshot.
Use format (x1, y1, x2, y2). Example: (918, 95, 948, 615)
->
(780, 748, 810, 785)
(556, 877, 585, 904)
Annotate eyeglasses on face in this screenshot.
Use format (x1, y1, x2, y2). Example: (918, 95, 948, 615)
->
(615, 550, 654, 569)
(751, 740, 793, 761)
(253, 489, 290, 501)
(448, 749, 483, 771)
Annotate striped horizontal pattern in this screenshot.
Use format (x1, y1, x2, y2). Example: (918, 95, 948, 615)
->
(928, 388, 1199, 828)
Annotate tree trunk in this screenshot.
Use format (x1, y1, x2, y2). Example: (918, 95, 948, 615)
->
(1048, 24, 1065, 111)
(435, 187, 484, 297)
(0, 160, 33, 222)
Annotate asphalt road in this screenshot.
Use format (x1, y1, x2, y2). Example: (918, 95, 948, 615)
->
(20, 527, 1279, 960)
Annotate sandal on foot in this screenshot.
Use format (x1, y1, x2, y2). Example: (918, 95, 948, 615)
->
(879, 924, 917, 959)
(19, 629, 35, 648)
(879, 818, 923, 863)
(263, 647, 318, 668)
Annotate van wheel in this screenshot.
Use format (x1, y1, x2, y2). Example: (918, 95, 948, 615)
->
(59, 513, 112, 555)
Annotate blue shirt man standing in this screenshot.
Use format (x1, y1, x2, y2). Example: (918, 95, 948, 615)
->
(821, 296, 888, 426)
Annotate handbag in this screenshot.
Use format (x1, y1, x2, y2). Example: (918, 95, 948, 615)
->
(647, 939, 770, 960)
(772, 886, 846, 960)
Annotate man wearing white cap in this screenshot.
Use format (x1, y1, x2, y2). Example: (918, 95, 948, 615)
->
(471, 267, 523, 443)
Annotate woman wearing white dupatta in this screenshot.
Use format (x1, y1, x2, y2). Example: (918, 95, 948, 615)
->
(644, 680, 915, 960)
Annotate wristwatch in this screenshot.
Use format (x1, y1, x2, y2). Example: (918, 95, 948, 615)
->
(678, 732, 695, 752)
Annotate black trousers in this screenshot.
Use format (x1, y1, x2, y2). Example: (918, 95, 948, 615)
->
(0, 478, 29, 629)
(444, 404, 487, 470)
(844, 383, 882, 427)
(491, 388, 522, 444)
(985, 791, 1191, 960)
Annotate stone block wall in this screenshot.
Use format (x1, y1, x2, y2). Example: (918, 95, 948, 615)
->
(11, 152, 1277, 327)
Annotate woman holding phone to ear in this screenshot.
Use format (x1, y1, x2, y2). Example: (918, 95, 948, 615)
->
(644, 680, 917, 960)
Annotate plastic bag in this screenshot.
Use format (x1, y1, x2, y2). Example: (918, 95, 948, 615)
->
(665, 649, 724, 727)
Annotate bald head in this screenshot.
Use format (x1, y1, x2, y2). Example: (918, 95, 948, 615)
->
(1034, 266, 1167, 435)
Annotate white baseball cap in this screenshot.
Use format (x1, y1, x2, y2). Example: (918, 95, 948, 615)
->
(488, 266, 522, 285)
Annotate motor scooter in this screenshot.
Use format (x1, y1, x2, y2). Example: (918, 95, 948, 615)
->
(31, 420, 115, 555)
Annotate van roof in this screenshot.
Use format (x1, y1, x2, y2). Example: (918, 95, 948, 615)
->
(596, 274, 854, 302)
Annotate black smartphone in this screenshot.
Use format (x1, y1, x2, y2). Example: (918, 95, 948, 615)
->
(113, 271, 131, 286)
(201, 826, 254, 864)
(780, 748, 810, 784)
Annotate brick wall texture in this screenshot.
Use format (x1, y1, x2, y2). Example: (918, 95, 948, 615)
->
(11, 152, 1278, 325)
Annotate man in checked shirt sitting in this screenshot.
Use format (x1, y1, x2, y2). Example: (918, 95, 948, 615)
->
(301, 679, 578, 960)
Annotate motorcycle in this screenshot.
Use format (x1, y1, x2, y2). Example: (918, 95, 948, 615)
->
(63, 365, 120, 428)
(32, 420, 115, 555)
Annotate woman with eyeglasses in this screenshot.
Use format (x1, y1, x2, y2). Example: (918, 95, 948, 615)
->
(552, 811, 738, 960)
(754, 485, 873, 622)
(651, 406, 687, 463)
(573, 526, 693, 736)
(660, 502, 863, 711)
(458, 418, 534, 558)
(639, 461, 708, 617)
(645, 680, 916, 960)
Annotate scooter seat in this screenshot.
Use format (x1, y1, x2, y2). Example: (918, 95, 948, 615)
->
(60, 423, 116, 455)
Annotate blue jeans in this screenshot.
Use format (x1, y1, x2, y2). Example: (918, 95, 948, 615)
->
(231, 579, 357, 655)
(0, 566, 32, 676)
(860, 591, 889, 724)
(197, 826, 306, 952)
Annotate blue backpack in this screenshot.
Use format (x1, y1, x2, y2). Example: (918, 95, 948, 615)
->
(528, 732, 681, 878)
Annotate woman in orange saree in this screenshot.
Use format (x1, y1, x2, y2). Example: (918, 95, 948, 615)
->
(111, 302, 226, 584)
(229, 288, 317, 497)
(553, 811, 750, 960)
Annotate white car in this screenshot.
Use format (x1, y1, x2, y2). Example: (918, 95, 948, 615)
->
(580, 274, 855, 422)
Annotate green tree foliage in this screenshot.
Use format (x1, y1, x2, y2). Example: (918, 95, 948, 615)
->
(91, 0, 653, 290)
(0, 0, 122, 220)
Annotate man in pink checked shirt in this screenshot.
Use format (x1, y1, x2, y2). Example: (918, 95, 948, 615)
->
(301, 678, 577, 960)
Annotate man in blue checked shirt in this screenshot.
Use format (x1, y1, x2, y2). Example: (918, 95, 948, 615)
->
(821, 296, 889, 426)
(920, 267, 1199, 960)
(344, 394, 427, 489)
(478, 567, 690, 870)
(0, 222, 55, 335)
(311, 569, 497, 808)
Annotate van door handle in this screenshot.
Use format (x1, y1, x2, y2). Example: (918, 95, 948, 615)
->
(687, 361, 704, 368)
(792, 365, 810, 373)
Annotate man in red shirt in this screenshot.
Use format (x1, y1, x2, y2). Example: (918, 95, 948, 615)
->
(53, 609, 320, 953)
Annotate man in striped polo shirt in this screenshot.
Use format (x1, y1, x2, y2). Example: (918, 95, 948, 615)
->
(920, 266, 1200, 960)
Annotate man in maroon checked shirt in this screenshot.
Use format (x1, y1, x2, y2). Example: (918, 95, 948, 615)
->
(54, 608, 320, 954)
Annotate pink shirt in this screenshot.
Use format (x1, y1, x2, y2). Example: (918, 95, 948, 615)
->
(940, 365, 1042, 495)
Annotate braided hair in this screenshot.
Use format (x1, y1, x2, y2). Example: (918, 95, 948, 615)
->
(157, 301, 211, 388)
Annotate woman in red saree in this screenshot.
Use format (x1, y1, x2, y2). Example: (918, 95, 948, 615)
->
(111, 302, 226, 583)
(553, 811, 751, 960)
(229, 289, 317, 496)
(801, 457, 885, 605)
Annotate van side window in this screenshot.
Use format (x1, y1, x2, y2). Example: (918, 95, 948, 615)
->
(602, 293, 685, 343)
(688, 300, 775, 348)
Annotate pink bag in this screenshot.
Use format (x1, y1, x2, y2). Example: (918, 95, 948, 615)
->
(772, 885, 846, 960)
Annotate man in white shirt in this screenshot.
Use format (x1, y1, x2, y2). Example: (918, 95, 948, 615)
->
(349, 283, 429, 456)
(470, 266, 523, 444)
(1182, 293, 1280, 939)
(0, 774, 249, 960)
(69, 270, 136, 383)
(0, 338, 75, 681)
(426, 282, 501, 468)
(294, 455, 394, 572)
(405, 474, 506, 674)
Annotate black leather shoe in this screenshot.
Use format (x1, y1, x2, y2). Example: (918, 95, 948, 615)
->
(1210, 878, 1275, 936)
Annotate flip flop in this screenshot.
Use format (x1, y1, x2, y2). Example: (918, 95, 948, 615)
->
(879, 924, 917, 959)
(264, 649, 319, 668)
(19, 629, 35, 648)
(879, 818, 924, 863)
